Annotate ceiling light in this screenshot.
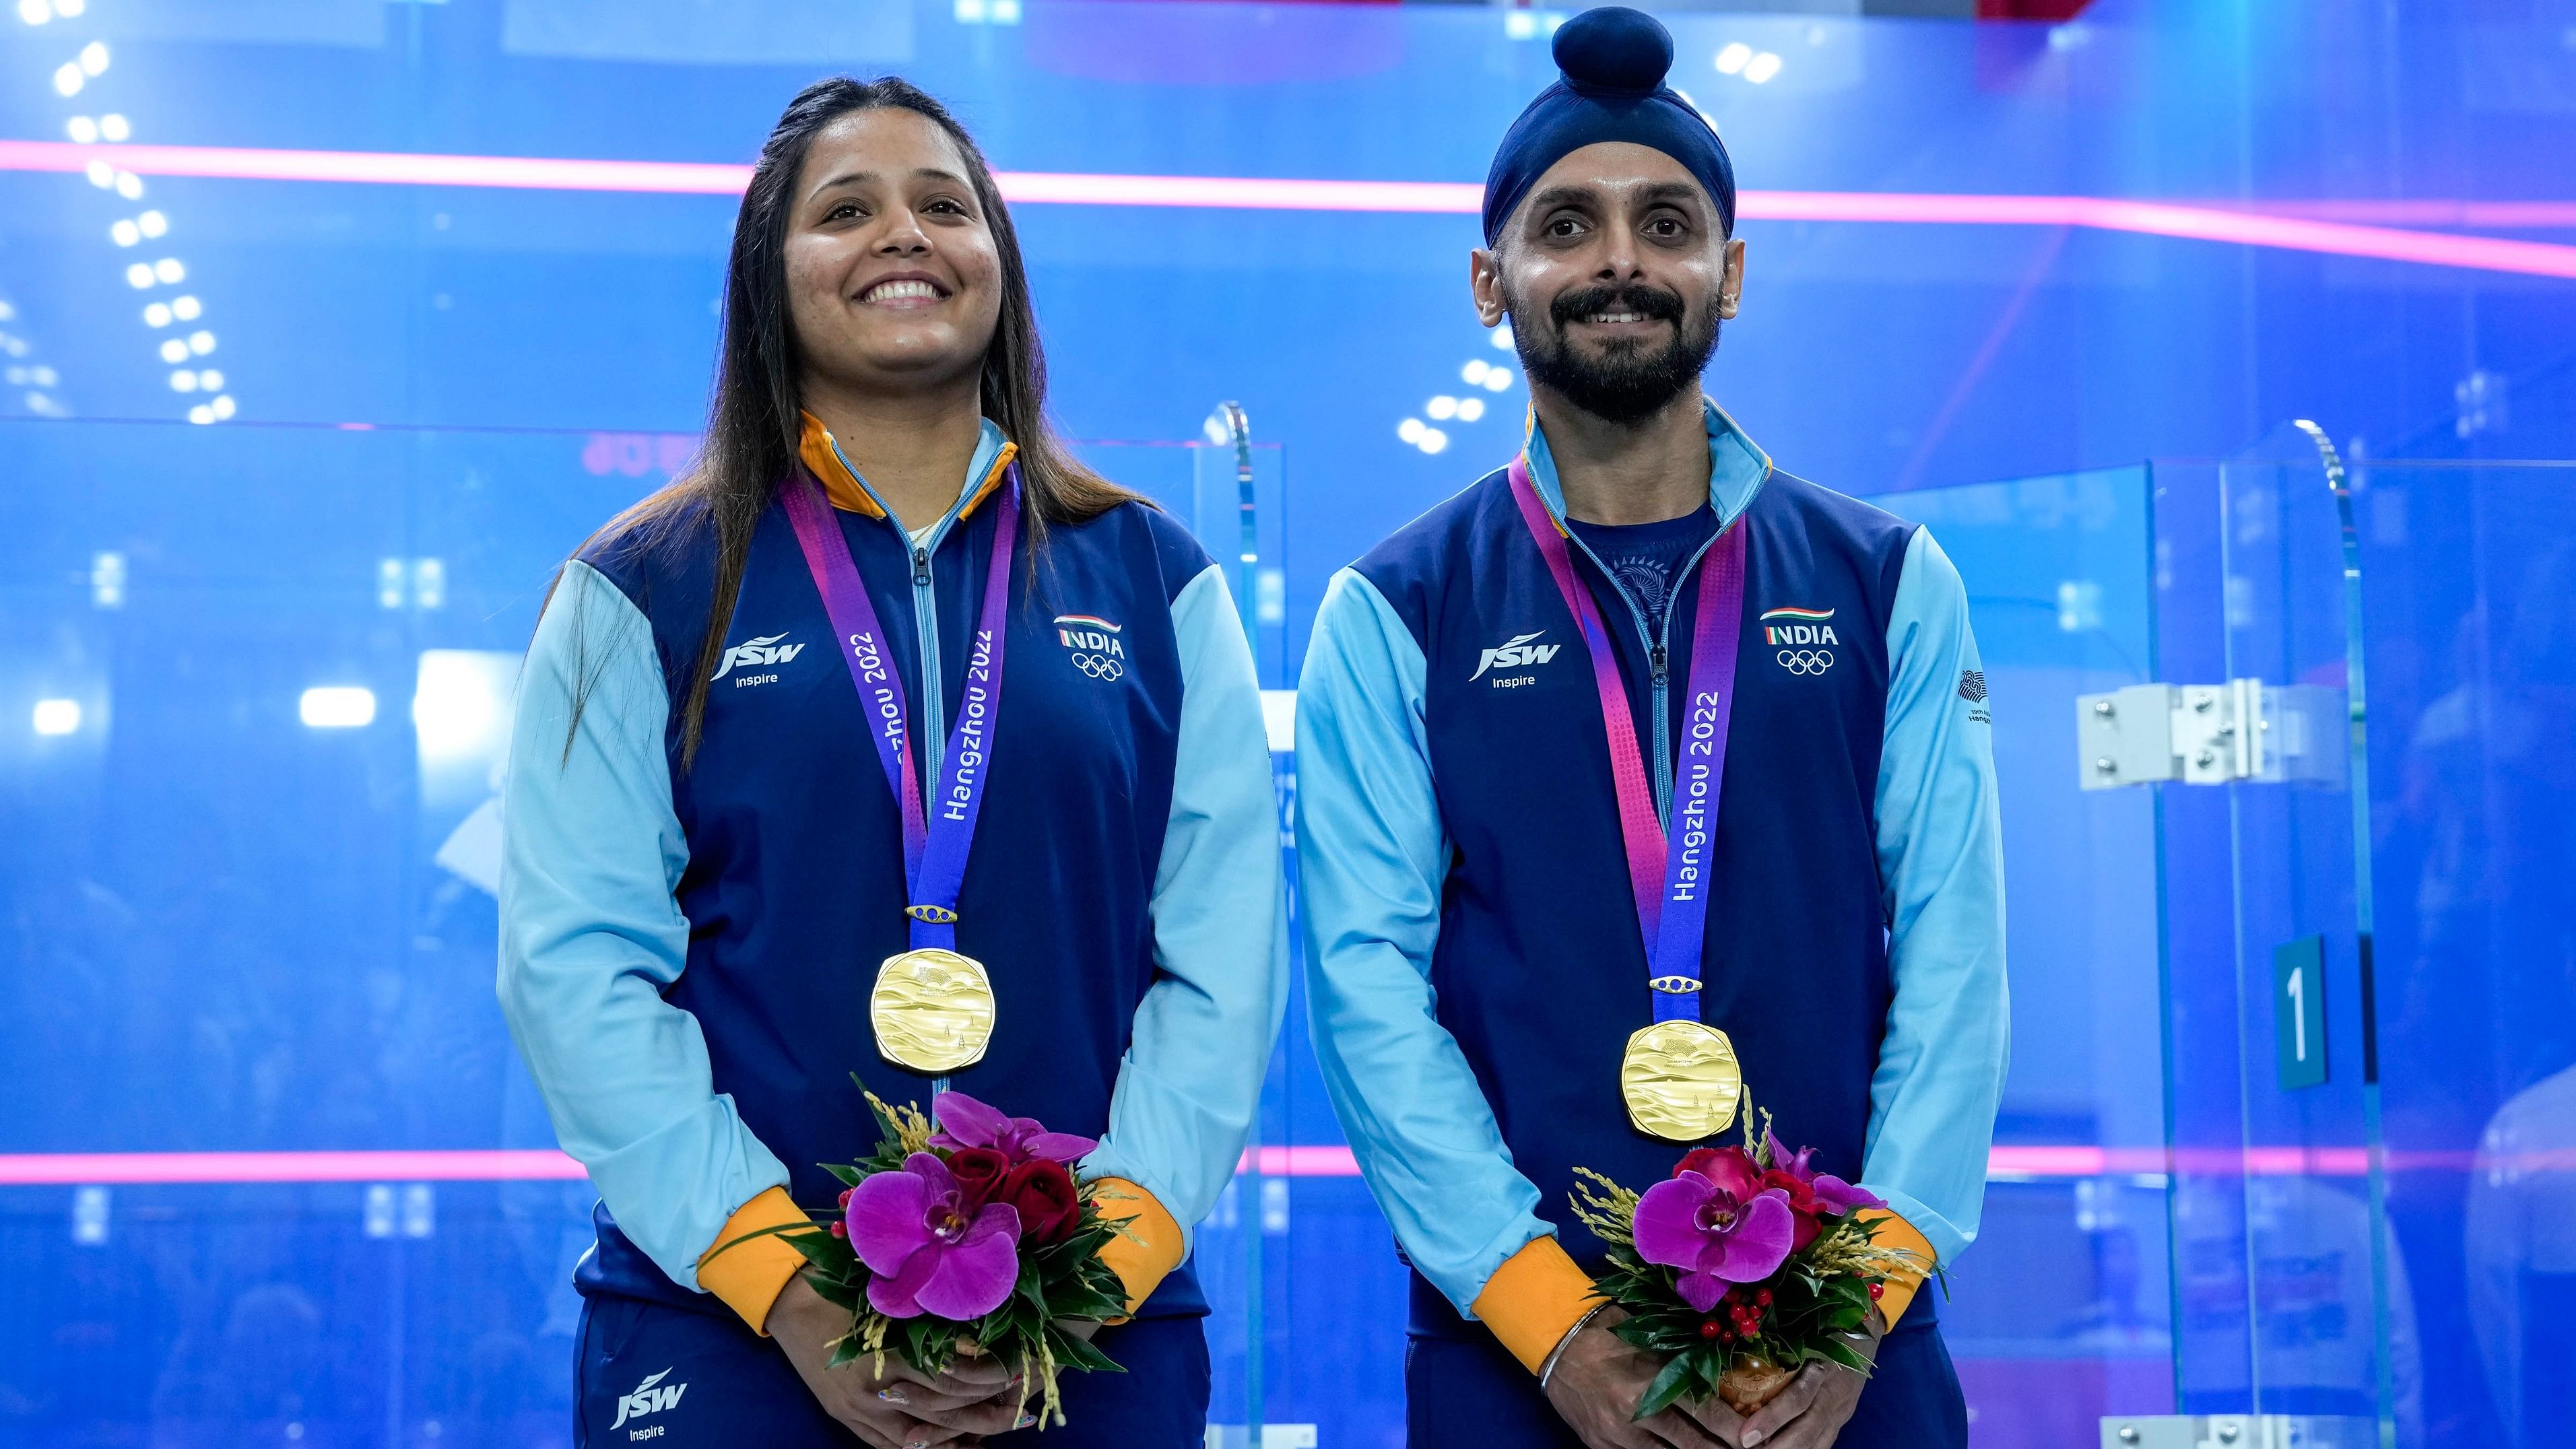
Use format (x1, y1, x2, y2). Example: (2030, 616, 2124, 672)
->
(1482, 368, 1514, 393)
(77, 40, 106, 73)
(53, 62, 81, 95)
(116, 173, 141, 199)
(68, 116, 97, 143)
(98, 114, 127, 141)
(197, 368, 224, 391)
(210, 395, 236, 420)
(171, 296, 201, 321)
(137, 211, 166, 238)
(110, 220, 139, 246)
(1744, 52, 1782, 83)
(1456, 397, 1487, 422)
(143, 302, 170, 327)
(153, 259, 183, 283)
(1463, 358, 1493, 386)
(188, 330, 214, 354)
(187, 403, 212, 424)
(170, 370, 197, 393)
(18, 0, 50, 24)
(300, 687, 376, 729)
(1492, 325, 1515, 350)
(1418, 428, 1449, 454)
(1397, 417, 1426, 444)
(125, 263, 154, 288)
(1426, 395, 1459, 421)
(32, 700, 79, 736)
(160, 339, 188, 363)
(1716, 42, 1751, 74)
(54, 0, 80, 12)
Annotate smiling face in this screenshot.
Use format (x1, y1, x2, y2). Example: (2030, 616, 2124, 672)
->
(784, 107, 1005, 404)
(1473, 141, 1745, 424)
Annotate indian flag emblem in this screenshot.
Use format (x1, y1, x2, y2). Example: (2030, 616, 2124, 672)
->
(1759, 605, 1839, 647)
(1053, 614, 1126, 678)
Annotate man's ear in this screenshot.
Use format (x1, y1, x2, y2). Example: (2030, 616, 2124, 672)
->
(1471, 247, 1509, 328)
(1715, 237, 1746, 321)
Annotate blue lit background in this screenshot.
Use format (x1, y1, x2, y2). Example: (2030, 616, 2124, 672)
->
(3, 1, 2572, 1445)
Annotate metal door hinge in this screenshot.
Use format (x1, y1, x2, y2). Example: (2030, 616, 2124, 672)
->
(2076, 680, 2344, 790)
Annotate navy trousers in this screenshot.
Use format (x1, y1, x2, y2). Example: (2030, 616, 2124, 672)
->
(1403, 1313, 1967, 1449)
(574, 1293, 1210, 1449)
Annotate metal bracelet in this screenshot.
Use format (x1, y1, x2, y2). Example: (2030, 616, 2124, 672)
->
(1538, 1304, 1612, 1391)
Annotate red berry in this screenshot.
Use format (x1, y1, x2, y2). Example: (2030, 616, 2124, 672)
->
(838, 1188, 854, 1207)
(1755, 1290, 1773, 1307)
(828, 1221, 847, 1238)
(1720, 1328, 1736, 1343)
(1699, 1320, 1721, 1341)
(1868, 1281, 1884, 1300)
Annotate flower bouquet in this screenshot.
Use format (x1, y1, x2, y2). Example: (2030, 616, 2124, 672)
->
(712, 1087, 1131, 1427)
(1570, 1108, 1929, 1420)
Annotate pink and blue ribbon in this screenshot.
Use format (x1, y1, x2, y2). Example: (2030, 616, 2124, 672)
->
(1507, 455, 1745, 1025)
(783, 471, 1022, 955)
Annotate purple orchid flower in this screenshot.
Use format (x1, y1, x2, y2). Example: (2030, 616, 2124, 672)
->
(1632, 1170, 1797, 1313)
(928, 1091, 1096, 1165)
(1762, 1129, 1886, 1214)
(843, 1151, 1022, 1320)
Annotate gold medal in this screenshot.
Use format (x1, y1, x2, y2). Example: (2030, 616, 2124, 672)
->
(869, 948, 997, 1073)
(1619, 1019, 1744, 1142)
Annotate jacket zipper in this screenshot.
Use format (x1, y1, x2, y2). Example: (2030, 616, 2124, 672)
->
(822, 436, 982, 797)
(1564, 529, 1723, 830)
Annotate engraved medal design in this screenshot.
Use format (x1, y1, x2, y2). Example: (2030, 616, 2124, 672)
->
(1620, 1020, 1744, 1142)
(870, 948, 998, 1074)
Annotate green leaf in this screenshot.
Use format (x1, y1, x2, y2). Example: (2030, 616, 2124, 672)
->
(828, 1335, 865, 1369)
(822, 1162, 865, 1188)
(803, 1272, 861, 1311)
(1049, 1329, 1125, 1374)
(1632, 1353, 1699, 1421)
(1817, 1337, 1873, 1374)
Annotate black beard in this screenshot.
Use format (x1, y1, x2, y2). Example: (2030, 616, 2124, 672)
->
(1509, 281, 1721, 425)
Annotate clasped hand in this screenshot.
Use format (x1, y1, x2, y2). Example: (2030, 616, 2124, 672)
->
(1542, 1306, 1885, 1449)
(766, 1277, 1028, 1449)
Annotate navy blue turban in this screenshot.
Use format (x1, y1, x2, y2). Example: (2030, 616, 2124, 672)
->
(1482, 7, 1736, 246)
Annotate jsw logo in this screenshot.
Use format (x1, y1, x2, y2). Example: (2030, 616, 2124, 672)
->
(709, 632, 805, 680)
(1472, 630, 1561, 681)
(611, 1368, 686, 1430)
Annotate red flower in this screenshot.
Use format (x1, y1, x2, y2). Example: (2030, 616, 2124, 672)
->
(1673, 1146, 1764, 1201)
(946, 1147, 1013, 1213)
(999, 1159, 1082, 1246)
(1760, 1168, 1826, 1250)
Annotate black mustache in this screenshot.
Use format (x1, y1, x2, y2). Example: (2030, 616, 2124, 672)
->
(1549, 283, 1686, 329)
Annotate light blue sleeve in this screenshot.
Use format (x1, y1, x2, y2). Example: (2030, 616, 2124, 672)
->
(1080, 564, 1290, 1245)
(1859, 527, 2010, 1267)
(496, 560, 791, 1293)
(1295, 567, 1554, 1316)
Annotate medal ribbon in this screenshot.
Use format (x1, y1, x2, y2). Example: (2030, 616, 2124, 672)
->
(1506, 454, 1746, 1024)
(782, 471, 1021, 954)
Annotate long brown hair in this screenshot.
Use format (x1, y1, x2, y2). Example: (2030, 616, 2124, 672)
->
(570, 75, 1132, 768)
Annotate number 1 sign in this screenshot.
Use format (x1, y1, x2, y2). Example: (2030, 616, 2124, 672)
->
(2274, 935, 2328, 1091)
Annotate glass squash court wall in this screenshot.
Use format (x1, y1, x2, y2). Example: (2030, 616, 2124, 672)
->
(7, 417, 2575, 1447)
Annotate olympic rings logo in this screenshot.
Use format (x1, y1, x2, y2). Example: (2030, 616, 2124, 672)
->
(1777, 649, 1835, 675)
(1074, 653, 1125, 681)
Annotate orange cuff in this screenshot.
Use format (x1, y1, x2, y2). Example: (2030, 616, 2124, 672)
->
(1090, 1178, 1185, 1318)
(1859, 1210, 1937, 1327)
(1472, 1236, 1603, 1374)
(698, 1186, 812, 1335)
